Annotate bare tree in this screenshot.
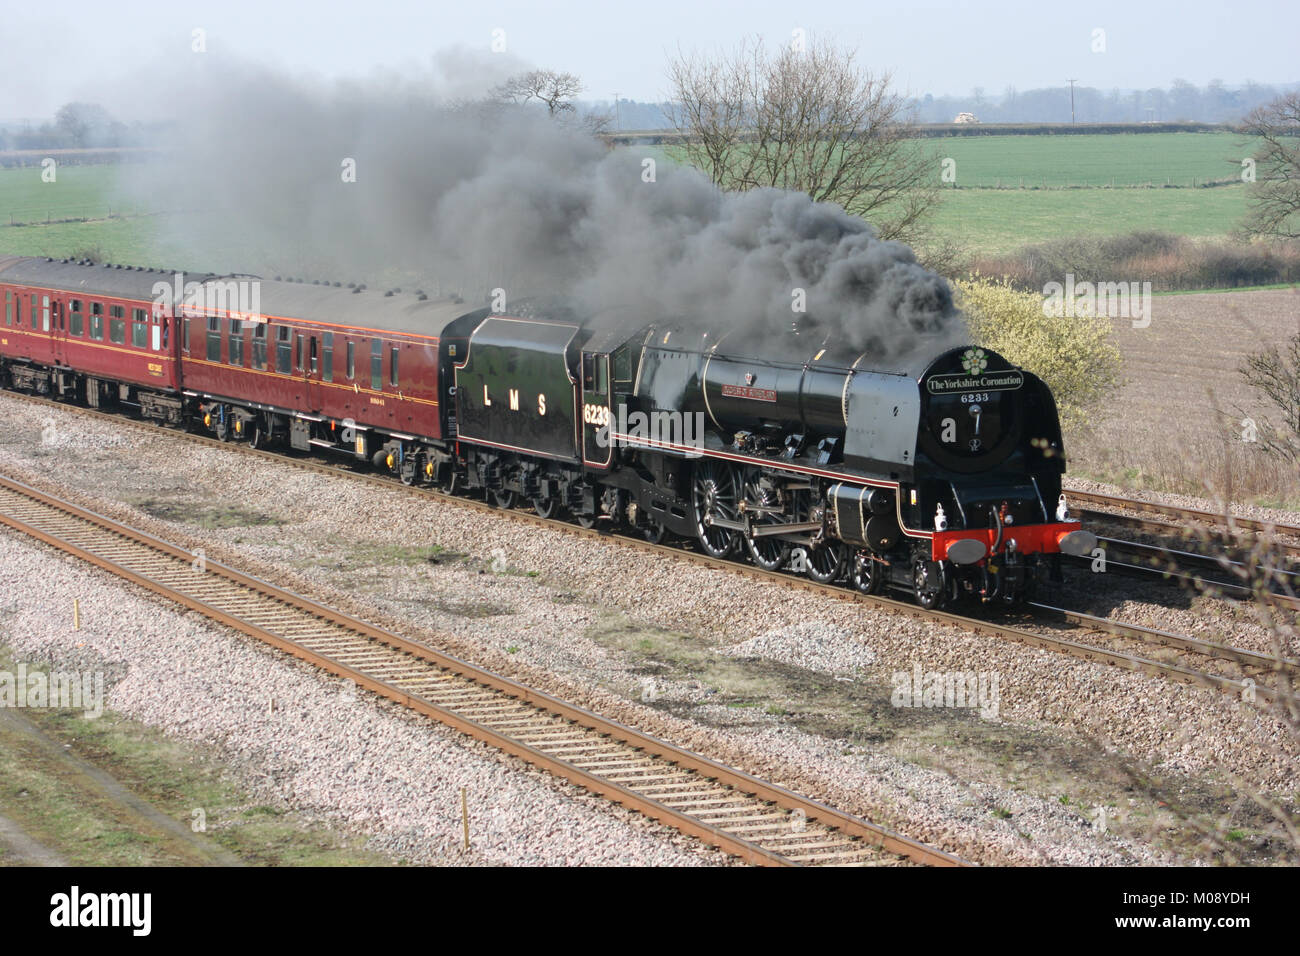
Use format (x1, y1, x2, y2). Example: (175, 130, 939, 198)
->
(1240, 91, 1300, 240)
(1240, 332, 1300, 461)
(492, 70, 585, 116)
(54, 102, 113, 148)
(667, 36, 941, 244)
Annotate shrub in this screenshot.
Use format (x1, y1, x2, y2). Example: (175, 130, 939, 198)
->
(954, 274, 1121, 432)
(969, 231, 1300, 292)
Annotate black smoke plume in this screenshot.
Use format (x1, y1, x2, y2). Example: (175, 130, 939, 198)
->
(114, 52, 964, 364)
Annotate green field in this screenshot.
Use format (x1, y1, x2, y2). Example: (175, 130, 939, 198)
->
(0, 163, 155, 225)
(0, 132, 1269, 270)
(926, 184, 1250, 255)
(918, 132, 1260, 188)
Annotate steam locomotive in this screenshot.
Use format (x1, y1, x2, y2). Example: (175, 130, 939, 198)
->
(0, 255, 1094, 608)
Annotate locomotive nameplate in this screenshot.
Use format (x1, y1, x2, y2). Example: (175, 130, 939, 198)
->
(720, 384, 777, 403)
(926, 371, 1024, 395)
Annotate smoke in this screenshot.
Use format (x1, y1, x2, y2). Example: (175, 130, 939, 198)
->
(113, 51, 964, 364)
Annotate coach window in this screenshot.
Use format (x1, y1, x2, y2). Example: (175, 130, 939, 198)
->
(390, 346, 399, 386)
(276, 325, 292, 373)
(229, 320, 244, 366)
(295, 334, 303, 372)
(346, 340, 355, 380)
(109, 306, 126, 345)
(70, 300, 83, 337)
(132, 308, 148, 348)
(42, 296, 50, 331)
(309, 336, 318, 374)
(4, 290, 11, 326)
(370, 339, 382, 389)
(30, 294, 37, 327)
(182, 316, 190, 352)
(321, 332, 333, 382)
(206, 316, 221, 361)
(251, 324, 267, 369)
(90, 303, 104, 341)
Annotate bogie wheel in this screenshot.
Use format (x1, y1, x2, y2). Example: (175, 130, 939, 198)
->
(692, 461, 741, 558)
(852, 552, 885, 595)
(805, 541, 847, 584)
(533, 496, 560, 520)
(912, 557, 947, 610)
(490, 488, 518, 510)
(248, 424, 265, 450)
(400, 455, 421, 487)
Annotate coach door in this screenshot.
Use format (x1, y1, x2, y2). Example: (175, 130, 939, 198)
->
(580, 350, 612, 469)
(49, 295, 66, 365)
(304, 332, 322, 412)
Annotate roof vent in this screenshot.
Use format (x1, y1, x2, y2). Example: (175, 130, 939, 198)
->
(333, 281, 341, 287)
(311, 279, 319, 285)
(346, 282, 355, 289)
(274, 276, 282, 281)
(384, 290, 393, 297)
(417, 293, 427, 301)
(352, 286, 361, 294)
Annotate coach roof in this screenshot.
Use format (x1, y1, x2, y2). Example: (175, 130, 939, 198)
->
(0, 257, 485, 337)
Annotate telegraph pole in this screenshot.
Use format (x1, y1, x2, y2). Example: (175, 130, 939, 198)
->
(1067, 79, 1078, 126)
(613, 92, 621, 132)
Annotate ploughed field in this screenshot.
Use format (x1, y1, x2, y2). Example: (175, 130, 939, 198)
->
(1069, 286, 1300, 506)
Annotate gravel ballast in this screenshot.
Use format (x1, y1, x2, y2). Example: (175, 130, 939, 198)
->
(1, 393, 1296, 865)
(0, 531, 729, 866)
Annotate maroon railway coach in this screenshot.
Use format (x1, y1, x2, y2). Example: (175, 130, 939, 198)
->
(175, 273, 486, 475)
(0, 257, 181, 417)
(0, 256, 493, 481)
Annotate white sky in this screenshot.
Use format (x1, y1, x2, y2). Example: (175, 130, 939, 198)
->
(4, 0, 1297, 119)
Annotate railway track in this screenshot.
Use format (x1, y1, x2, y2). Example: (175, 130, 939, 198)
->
(0, 470, 963, 867)
(4, 389, 1296, 707)
(1078, 536, 1300, 611)
(1072, 489, 1300, 558)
